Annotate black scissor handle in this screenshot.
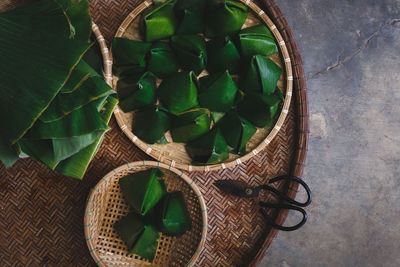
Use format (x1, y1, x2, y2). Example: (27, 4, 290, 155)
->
(259, 202, 308, 231)
(255, 175, 312, 207)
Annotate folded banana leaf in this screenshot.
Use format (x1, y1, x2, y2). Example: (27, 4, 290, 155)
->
(186, 128, 229, 164)
(170, 35, 207, 75)
(119, 168, 166, 216)
(211, 111, 225, 124)
(216, 110, 256, 155)
(237, 92, 282, 128)
(205, 0, 248, 37)
(240, 55, 282, 95)
(55, 96, 118, 179)
(171, 108, 211, 143)
(60, 60, 98, 94)
(132, 105, 171, 144)
(206, 36, 241, 74)
(147, 42, 180, 78)
(40, 76, 115, 122)
(0, 0, 92, 149)
(157, 191, 191, 237)
(112, 38, 151, 76)
(119, 72, 157, 112)
(198, 71, 238, 112)
(130, 225, 160, 260)
(239, 24, 278, 57)
(114, 212, 145, 251)
(175, 0, 206, 34)
(143, 0, 178, 42)
(157, 71, 199, 115)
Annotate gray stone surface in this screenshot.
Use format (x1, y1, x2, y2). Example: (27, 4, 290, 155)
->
(260, 1, 400, 266)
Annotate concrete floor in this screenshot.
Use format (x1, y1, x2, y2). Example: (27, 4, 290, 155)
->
(260, 1, 400, 266)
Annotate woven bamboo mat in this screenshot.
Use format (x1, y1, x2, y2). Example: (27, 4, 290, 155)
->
(0, 0, 308, 266)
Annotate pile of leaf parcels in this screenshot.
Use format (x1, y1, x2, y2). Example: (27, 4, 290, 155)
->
(0, 0, 118, 179)
(113, 0, 284, 165)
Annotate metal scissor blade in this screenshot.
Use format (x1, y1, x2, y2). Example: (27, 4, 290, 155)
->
(214, 180, 256, 198)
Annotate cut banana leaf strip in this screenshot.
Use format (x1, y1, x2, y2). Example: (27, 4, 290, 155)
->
(27, 99, 109, 139)
(147, 42, 180, 78)
(175, 0, 206, 34)
(52, 129, 104, 161)
(132, 105, 171, 144)
(198, 71, 238, 112)
(118, 72, 157, 112)
(0, 137, 19, 168)
(240, 55, 282, 95)
(157, 191, 192, 237)
(171, 108, 211, 143)
(217, 110, 256, 155)
(170, 34, 207, 75)
(60, 60, 98, 93)
(186, 128, 229, 164)
(112, 38, 151, 75)
(119, 168, 166, 216)
(205, 0, 248, 37)
(0, 1, 92, 146)
(143, 0, 178, 42)
(237, 93, 282, 128)
(114, 212, 145, 251)
(55, 96, 118, 179)
(40, 76, 115, 122)
(206, 36, 241, 74)
(157, 71, 199, 115)
(239, 24, 278, 57)
(18, 139, 59, 170)
(130, 225, 160, 260)
(57, 0, 92, 42)
(117, 72, 147, 101)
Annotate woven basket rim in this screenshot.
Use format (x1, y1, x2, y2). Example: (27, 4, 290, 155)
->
(84, 160, 208, 266)
(112, 0, 293, 172)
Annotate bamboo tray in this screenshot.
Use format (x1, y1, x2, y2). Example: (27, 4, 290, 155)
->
(112, 0, 293, 172)
(0, 0, 308, 266)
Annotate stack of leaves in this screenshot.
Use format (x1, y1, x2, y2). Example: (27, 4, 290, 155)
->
(0, 0, 118, 179)
(112, 0, 284, 165)
(115, 168, 192, 261)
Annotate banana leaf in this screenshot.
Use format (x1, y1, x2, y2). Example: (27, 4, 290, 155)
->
(240, 55, 282, 95)
(205, 0, 248, 37)
(57, 0, 92, 42)
(237, 93, 282, 127)
(55, 96, 118, 179)
(26, 99, 109, 139)
(216, 110, 256, 155)
(40, 76, 115, 122)
(0, 138, 20, 168)
(147, 42, 180, 78)
(206, 36, 241, 74)
(132, 105, 171, 144)
(157, 71, 199, 115)
(82, 44, 104, 75)
(157, 191, 191, 237)
(60, 60, 99, 93)
(130, 225, 160, 260)
(114, 212, 145, 251)
(0, 0, 92, 147)
(186, 128, 229, 164)
(175, 0, 206, 34)
(117, 71, 146, 101)
(18, 139, 59, 169)
(143, 0, 178, 42)
(239, 24, 278, 57)
(211, 111, 225, 124)
(119, 168, 166, 216)
(112, 38, 151, 76)
(171, 108, 211, 143)
(118, 72, 157, 112)
(198, 71, 238, 112)
(170, 35, 207, 75)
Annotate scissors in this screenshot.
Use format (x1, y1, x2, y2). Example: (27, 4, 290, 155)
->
(214, 175, 312, 231)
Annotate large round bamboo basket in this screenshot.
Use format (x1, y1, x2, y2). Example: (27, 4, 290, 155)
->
(112, 0, 293, 172)
(84, 161, 207, 266)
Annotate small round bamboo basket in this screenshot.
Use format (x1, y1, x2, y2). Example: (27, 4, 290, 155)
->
(112, 0, 293, 171)
(84, 161, 207, 267)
